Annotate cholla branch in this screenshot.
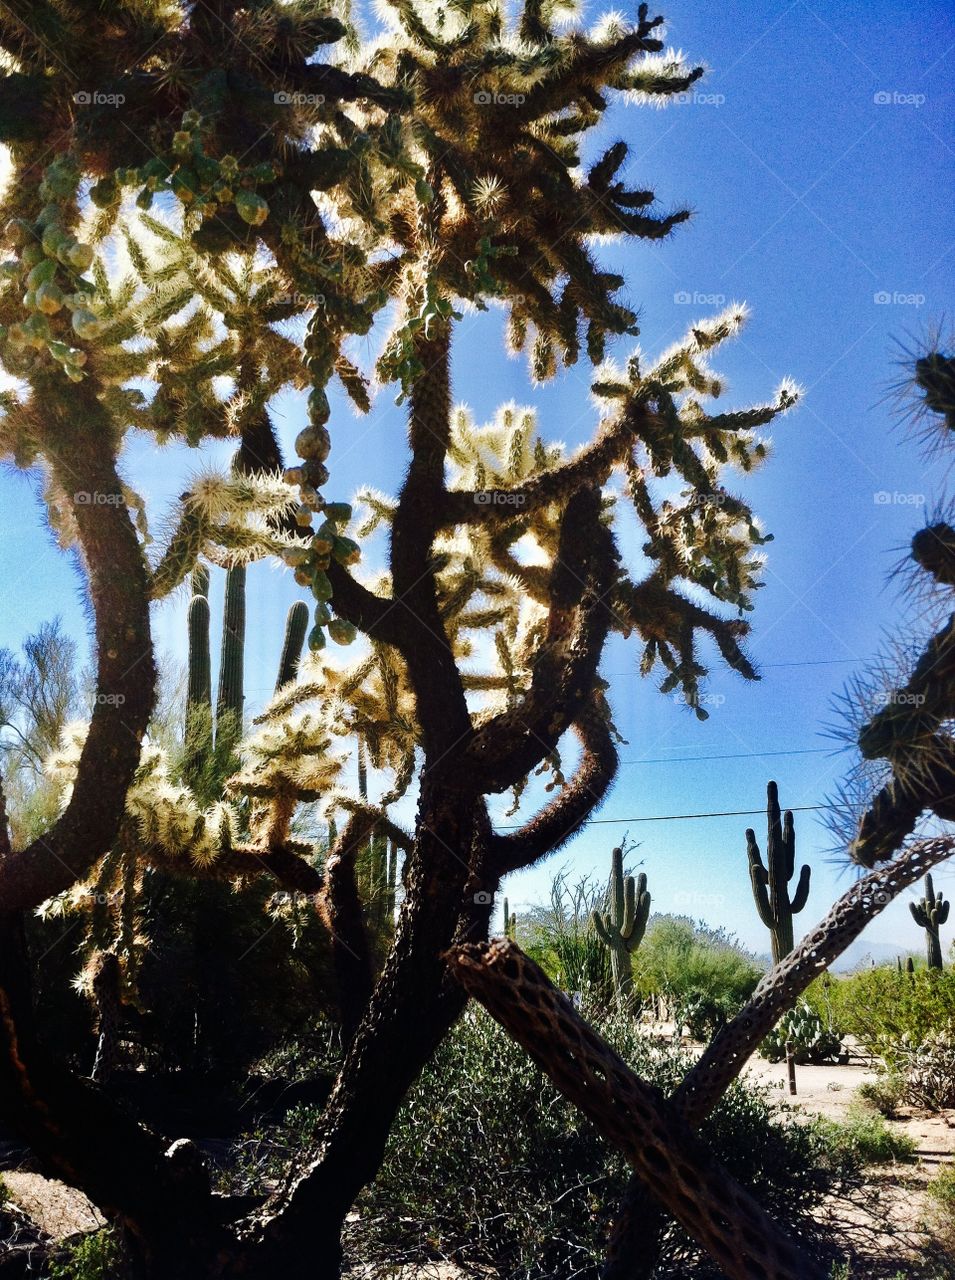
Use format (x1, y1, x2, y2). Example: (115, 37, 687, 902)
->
(447, 940, 823, 1280)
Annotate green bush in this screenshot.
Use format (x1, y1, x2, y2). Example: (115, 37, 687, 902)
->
(522, 873, 614, 1005)
(805, 1105, 916, 1167)
(48, 1230, 127, 1280)
(826, 966, 955, 1060)
(892, 1031, 955, 1111)
(855, 1074, 905, 1118)
(346, 1004, 862, 1278)
(635, 915, 763, 1037)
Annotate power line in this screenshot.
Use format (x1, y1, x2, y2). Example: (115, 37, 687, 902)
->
(618, 747, 831, 766)
(498, 804, 836, 829)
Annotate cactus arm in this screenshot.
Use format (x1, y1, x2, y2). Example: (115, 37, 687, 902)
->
(591, 909, 614, 948)
(790, 863, 812, 915)
(609, 846, 624, 925)
(747, 833, 775, 931)
(909, 900, 928, 927)
(621, 874, 636, 939)
(782, 809, 796, 881)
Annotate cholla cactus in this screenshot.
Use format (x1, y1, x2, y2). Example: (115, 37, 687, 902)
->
(910, 874, 949, 969)
(591, 848, 651, 1001)
(746, 782, 811, 964)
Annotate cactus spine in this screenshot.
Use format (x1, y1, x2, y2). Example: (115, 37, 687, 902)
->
(910, 874, 949, 969)
(746, 781, 811, 965)
(275, 600, 309, 692)
(591, 848, 650, 1000)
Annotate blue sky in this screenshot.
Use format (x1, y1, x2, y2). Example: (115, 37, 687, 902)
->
(0, 0, 952, 959)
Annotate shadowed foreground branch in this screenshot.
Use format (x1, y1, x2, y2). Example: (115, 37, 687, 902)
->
(447, 939, 825, 1280)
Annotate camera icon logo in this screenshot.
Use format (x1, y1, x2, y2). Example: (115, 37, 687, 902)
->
(473, 90, 492, 104)
(473, 890, 493, 904)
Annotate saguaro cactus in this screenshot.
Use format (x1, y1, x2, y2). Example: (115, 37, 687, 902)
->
(746, 781, 811, 965)
(275, 600, 309, 692)
(502, 897, 517, 939)
(215, 564, 246, 757)
(910, 874, 949, 969)
(591, 848, 651, 1000)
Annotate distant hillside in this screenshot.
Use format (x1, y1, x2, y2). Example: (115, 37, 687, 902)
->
(830, 939, 913, 972)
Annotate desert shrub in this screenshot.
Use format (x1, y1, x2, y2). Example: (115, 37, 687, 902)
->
(827, 967, 955, 1058)
(522, 873, 614, 1005)
(925, 1166, 955, 1272)
(48, 1230, 127, 1280)
(635, 915, 763, 1036)
(346, 1004, 862, 1278)
(891, 1032, 955, 1111)
(855, 1074, 906, 1118)
(760, 1001, 844, 1064)
(805, 1106, 916, 1167)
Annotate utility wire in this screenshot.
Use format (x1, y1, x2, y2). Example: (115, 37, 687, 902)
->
(618, 747, 831, 766)
(497, 804, 838, 829)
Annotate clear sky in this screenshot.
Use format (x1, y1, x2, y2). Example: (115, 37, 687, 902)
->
(0, 0, 952, 960)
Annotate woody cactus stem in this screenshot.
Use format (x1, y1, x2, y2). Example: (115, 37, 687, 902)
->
(275, 600, 309, 692)
(215, 564, 246, 756)
(591, 848, 650, 999)
(747, 782, 811, 964)
(910, 873, 949, 969)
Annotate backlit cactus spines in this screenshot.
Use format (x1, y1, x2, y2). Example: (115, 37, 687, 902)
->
(215, 563, 246, 756)
(590, 847, 651, 1000)
(275, 600, 309, 692)
(910, 873, 949, 970)
(746, 781, 811, 965)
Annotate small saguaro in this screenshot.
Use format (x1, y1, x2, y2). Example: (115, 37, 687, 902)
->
(910, 873, 949, 970)
(591, 846, 651, 1001)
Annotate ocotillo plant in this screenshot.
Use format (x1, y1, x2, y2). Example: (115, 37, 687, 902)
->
(591, 848, 651, 1001)
(910, 874, 949, 969)
(746, 782, 811, 964)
